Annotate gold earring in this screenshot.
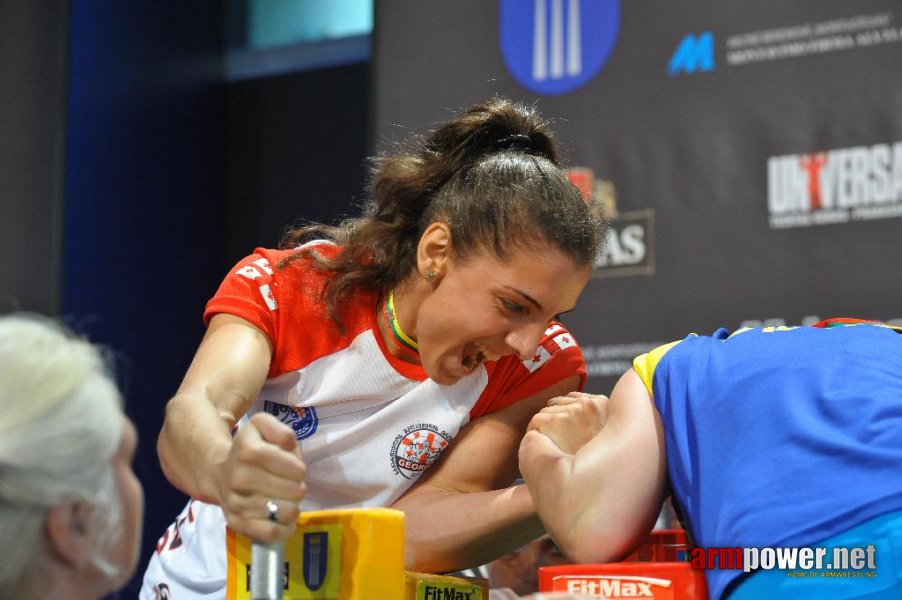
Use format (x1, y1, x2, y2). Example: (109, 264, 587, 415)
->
(424, 269, 438, 281)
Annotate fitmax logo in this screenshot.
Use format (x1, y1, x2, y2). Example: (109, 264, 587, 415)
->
(422, 585, 477, 599)
(668, 31, 715, 75)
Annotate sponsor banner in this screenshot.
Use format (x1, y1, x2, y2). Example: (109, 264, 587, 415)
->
(567, 167, 655, 278)
(725, 12, 901, 67)
(499, 0, 620, 95)
(597, 209, 655, 277)
(418, 581, 484, 599)
(375, 0, 902, 388)
(557, 575, 672, 597)
(767, 142, 902, 229)
(669, 9, 902, 75)
(540, 562, 707, 599)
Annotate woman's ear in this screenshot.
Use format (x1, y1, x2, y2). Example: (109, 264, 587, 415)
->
(417, 222, 452, 279)
(45, 503, 91, 569)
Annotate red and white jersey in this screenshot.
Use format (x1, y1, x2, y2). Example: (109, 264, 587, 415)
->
(141, 243, 586, 599)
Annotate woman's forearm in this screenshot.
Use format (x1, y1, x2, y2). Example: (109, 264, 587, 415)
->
(157, 392, 234, 504)
(519, 374, 668, 564)
(519, 433, 589, 558)
(157, 314, 274, 505)
(393, 482, 545, 573)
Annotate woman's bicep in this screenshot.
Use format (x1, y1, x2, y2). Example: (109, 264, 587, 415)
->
(175, 313, 274, 423)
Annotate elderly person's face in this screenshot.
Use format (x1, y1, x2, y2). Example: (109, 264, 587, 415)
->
(94, 416, 144, 592)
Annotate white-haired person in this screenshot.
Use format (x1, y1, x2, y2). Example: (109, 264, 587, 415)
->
(0, 314, 144, 599)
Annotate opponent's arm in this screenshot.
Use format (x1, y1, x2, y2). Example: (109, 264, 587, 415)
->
(391, 375, 581, 573)
(519, 369, 667, 564)
(158, 313, 306, 541)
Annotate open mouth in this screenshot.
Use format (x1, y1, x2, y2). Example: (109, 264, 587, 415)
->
(461, 347, 485, 371)
(460, 343, 500, 372)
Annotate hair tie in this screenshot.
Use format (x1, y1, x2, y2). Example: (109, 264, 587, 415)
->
(495, 133, 532, 152)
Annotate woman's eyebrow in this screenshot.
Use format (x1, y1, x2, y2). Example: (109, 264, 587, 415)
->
(502, 285, 543, 311)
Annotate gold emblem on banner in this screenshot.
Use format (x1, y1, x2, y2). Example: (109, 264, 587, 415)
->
(567, 167, 655, 278)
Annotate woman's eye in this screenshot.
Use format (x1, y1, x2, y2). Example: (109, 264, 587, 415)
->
(503, 300, 525, 314)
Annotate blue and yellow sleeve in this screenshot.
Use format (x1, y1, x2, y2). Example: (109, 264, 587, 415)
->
(631, 339, 683, 397)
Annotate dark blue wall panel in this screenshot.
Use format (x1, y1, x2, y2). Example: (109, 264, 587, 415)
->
(64, 2, 225, 596)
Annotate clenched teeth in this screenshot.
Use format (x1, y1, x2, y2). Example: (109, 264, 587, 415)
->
(477, 344, 500, 362)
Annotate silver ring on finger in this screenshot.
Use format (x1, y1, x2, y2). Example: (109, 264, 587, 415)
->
(266, 498, 279, 522)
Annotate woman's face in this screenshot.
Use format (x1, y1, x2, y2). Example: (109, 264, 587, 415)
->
(414, 242, 590, 385)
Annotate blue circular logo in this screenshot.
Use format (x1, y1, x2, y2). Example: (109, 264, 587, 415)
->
(500, 0, 620, 96)
(264, 401, 319, 441)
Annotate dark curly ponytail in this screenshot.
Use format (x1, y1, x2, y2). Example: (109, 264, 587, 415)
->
(281, 97, 603, 326)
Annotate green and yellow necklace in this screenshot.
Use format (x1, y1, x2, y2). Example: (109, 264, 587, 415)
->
(384, 290, 419, 353)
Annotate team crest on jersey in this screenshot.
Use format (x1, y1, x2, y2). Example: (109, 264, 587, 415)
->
(390, 423, 453, 479)
(263, 401, 318, 440)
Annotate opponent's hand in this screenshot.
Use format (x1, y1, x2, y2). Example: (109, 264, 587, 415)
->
(214, 412, 306, 542)
(525, 392, 609, 455)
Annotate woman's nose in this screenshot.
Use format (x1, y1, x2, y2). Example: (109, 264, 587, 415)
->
(505, 322, 549, 361)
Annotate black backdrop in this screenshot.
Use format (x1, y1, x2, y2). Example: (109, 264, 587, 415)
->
(374, 0, 902, 391)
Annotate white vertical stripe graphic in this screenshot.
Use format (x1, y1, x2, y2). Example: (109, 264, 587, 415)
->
(533, 0, 547, 81)
(533, 0, 583, 82)
(310, 539, 321, 586)
(550, 0, 564, 78)
(567, 0, 582, 75)
(259, 284, 278, 311)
